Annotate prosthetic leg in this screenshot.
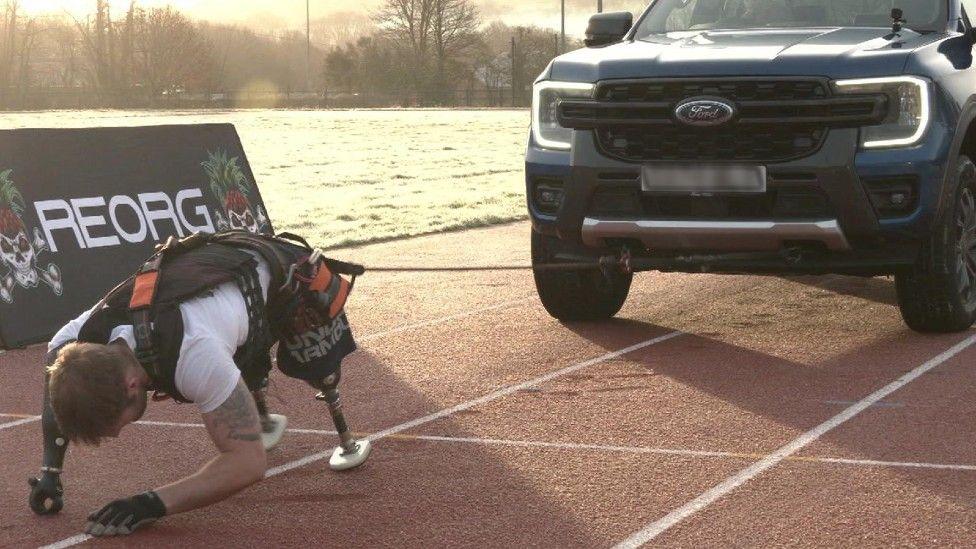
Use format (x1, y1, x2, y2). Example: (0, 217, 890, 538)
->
(314, 372, 371, 471)
(253, 379, 287, 451)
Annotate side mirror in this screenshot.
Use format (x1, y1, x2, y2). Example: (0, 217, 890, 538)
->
(585, 11, 633, 48)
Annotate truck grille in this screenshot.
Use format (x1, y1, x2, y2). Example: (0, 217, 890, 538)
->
(597, 79, 828, 102)
(598, 125, 826, 163)
(588, 174, 833, 220)
(559, 77, 886, 164)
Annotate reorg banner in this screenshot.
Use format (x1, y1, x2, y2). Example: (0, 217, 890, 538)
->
(0, 124, 273, 349)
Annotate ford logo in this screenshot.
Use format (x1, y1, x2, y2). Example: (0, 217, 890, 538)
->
(674, 97, 735, 127)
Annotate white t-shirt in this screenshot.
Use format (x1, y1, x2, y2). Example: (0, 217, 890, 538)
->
(49, 252, 272, 414)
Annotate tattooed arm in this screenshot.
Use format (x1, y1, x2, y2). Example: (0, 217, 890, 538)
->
(154, 379, 267, 515)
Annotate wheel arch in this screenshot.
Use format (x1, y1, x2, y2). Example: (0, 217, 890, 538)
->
(936, 97, 976, 224)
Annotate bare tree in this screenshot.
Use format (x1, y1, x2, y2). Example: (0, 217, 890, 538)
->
(430, 0, 479, 100)
(376, 0, 479, 104)
(14, 14, 35, 97)
(376, 0, 434, 97)
(0, 2, 48, 107)
(53, 21, 80, 88)
(135, 7, 212, 98)
(0, 1, 19, 100)
(74, 0, 138, 101)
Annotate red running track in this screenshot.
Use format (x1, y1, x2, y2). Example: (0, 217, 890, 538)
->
(2, 222, 976, 548)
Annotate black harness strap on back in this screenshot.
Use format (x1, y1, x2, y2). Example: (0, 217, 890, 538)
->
(129, 251, 166, 385)
(233, 265, 274, 390)
(79, 230, 361, 399)
(125, 234, 275, 399)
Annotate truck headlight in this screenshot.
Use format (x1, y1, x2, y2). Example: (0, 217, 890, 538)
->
(834, 76, 931, 149)
(532, 81, 595, 150)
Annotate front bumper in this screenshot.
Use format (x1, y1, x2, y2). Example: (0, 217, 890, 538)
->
(526, 121, 952, 275)
(581, 219, 851, 252)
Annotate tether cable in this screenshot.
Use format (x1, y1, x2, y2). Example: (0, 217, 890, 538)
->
(362, 263, 601, 273)
(355, 248, 807, 275)
(354, 250, 633, 275)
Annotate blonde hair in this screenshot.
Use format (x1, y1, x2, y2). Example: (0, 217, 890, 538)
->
(47, 342, 133, 445)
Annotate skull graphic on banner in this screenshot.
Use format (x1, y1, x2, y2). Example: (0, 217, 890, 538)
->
(202, 150, 269, 234)
(0, 169, 63, 304)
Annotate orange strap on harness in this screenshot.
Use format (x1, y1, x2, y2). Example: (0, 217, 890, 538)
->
(129, 234, 205, 311)
(307, 263, 352, 319)
(129, 271, 159, 310)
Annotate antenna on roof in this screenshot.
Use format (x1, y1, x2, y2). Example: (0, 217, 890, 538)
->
(891, 8, 905, 34)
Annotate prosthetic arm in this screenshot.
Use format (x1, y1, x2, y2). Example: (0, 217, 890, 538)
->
(312, 371, 371, 471)
(28, 350, 69, 515)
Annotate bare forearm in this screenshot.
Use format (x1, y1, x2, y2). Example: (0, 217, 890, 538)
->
(154, 452, 264, 515)
(159, 379, 268, 515)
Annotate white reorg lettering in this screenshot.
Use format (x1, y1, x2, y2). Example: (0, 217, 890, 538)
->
(138, 192, 185, 241)
(32, 188, 220, 252)
(34, 200, 85, 253)
(175, 188, 215, 233)
(108, 195, 148, 244)
(71, 197, 121, 249)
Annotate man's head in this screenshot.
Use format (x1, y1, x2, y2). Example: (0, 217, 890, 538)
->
(47, 342, 150, 445)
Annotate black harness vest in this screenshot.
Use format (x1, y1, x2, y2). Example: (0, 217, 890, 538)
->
(77, 242, 271, 402)
(75, 231, 361, 403)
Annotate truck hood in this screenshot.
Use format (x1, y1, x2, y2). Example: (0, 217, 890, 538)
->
(549, 28, 942, 82)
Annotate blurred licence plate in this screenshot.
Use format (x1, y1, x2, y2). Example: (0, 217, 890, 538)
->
(641, 164, 767, 195)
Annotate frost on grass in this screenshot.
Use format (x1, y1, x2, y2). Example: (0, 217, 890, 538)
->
(1, 109, 530, 249)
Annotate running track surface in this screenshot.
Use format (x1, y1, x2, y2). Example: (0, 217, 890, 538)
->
(2, 221, 976, 548)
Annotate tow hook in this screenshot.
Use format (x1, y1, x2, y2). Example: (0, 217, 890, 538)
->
(599, 247, 633, 279)
(782, 246, 805, 266)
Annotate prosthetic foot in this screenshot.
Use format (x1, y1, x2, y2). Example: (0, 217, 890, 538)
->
(253, 384, 288, 451)
(316, 374, 372, 471)
(260, 414, 288, 451)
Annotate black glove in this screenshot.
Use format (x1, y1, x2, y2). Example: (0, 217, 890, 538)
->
(85, 491, 167, 537)
(28, 472, 64, 515)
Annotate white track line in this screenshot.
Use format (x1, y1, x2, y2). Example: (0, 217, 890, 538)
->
(358, 296, 534, 342)
(40, 298, 659, 549)
(134, 420, 207, 429)
(265, 330, 685, 477)
(0, 415, 40, 431)
(39, 537, 86, 549)
(132, 422, 976, 473)
(415, 435, 976, 473)
(135, 421, 342, 437)
(614, 332, 976, 549)
(813, 457, 976, 472)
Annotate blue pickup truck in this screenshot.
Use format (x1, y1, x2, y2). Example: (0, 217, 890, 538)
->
(526, 0, 976, 333)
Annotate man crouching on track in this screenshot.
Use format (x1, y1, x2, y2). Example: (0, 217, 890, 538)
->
(26, 230, 372, 536)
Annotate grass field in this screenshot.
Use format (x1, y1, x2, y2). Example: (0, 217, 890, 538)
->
(0, 109, 530, 248)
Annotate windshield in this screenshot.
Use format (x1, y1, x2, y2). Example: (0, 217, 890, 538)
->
(633, 0, 948, 35)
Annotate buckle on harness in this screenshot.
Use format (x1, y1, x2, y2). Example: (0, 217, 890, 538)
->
(278, 250, 358, 332)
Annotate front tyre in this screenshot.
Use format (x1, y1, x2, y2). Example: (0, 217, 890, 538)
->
(896, 154, 976, 333)
(532, 230, 632, 321)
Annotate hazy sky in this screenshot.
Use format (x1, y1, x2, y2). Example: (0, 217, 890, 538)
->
(19, 0, 650, 34)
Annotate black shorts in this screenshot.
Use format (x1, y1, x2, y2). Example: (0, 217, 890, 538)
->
(267, 241, 357, 383)
(276, 312, 356, 382)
